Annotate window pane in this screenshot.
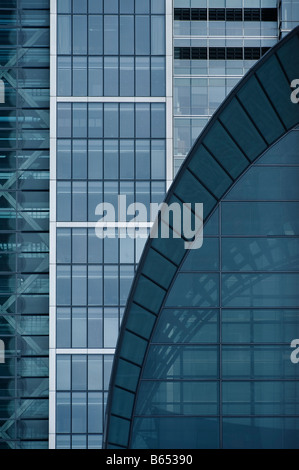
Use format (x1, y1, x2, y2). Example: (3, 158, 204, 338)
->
(89, 15, 102, 55)
(135, 16, 150, 55)
(104, 16, 118, 55)
(72, 308, 87, 348)
(73, 16, 87, 55)
(151, 16, 165, 55)
(120, 16, 134, 55)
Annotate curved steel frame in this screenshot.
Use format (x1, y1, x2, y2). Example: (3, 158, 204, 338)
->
(104, 26, 299, 449)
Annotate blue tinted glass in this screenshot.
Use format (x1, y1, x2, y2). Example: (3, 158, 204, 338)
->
(72, 393, 87, 434)
(120, 16, 134, 55)
(104, 16, 118, 55)
(104, 57, 119, 96)
(57, 355, 71, 390)
(89, 57, 103, 96)
(88, 392, 103, 433)
(136, 140, 150, 179)
(72, 356, 87, 390)
(222, 273, 299, 308)
(88, 266, 102, 305)
(151, 104, 166, 138)
(88, 308, 103, 348)
(136, 0, 150, 13)
(136, 57, 150, 96)
(58, 16, 71, 54)
(73, 57, 87, 96)
(72, 229, 87, 263)
(72, 182, 87, 221)
(89, 104, 103, 138)
(223, 417, 299, 449)
(88, 355, 103, 390)
(131, 417, 219, 449)
(166, 274, 219, 308)
(88, 0, 103, 13)
(151, 57, 166, 96)
(73, 140, 87, 179)
(56, 393, 71, 433)
(136, 104, 150, 138)
(120, 140, 134, 179)
(72, 267, 87, 306)
(120, 104, 134, 138)
(151, 16, 165, 55)
(73, 16, 87, 55)
(58, 57, 71, 96)
(151, 140, 165, 180)
(104, 104, 119, 138)
(135, 16, 150, 55)
(104, 266, 118, 306)
(57, 103, 71, 138)
(120, 58, 134, 96)
(88, 140, 102, 179)
(104, 0, 118, 13)
(58, 0, 71, 14)
(89, 15, 102, 55)
(57, 182, 71, 221)
(151, 0, 165, 13)
(57, 229, 71, 263)
(120, 0, 134, 13)
(73, 0, 87, 13)
(57, 140, 71, 179)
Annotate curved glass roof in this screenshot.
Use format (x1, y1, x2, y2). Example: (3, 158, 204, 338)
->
(104, 26, 299, 449)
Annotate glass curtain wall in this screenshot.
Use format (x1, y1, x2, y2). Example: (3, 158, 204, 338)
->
(53, 0, 167, 449)
(0, 0, 50, 450)
(173, 0, 279, 174)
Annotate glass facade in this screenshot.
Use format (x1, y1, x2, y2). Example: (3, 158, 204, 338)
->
(173, 0, 279, 174)
(280, 0, 299, 35)
(56, 0, 166, 97)
(51, 0, 168, 449)
(0, 0, 50, 449)
(130, 130, 299, 449)
(104, 27, 299, 449)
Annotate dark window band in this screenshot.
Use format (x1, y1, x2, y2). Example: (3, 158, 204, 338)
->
(174, 47, 271, 60)
(174, 8, 277, 22)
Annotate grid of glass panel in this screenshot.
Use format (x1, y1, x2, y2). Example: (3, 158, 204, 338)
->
(54, 0, 167, 449)
(0, 0, 50, 449)
(173, 0, 278, 174)
(56, 354, 112, 449)
(56, 228, 148, 350)
(104, 28, 299, 449)
(56, 102, 166, 222)
(130, 129, 299, 449)
(57, 0, 166, 97)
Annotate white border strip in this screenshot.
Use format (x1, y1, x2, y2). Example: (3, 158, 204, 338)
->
(166, 0, 174, 190)
(56, 222, 154, 228)
(56, 349, 116, 355)
(57, 96, 166, 103)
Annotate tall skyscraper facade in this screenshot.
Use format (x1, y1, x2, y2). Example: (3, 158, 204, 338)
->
(50, 0, 172, 449)
(0, 0, 50, 449)
(0, 0, 298, 450)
